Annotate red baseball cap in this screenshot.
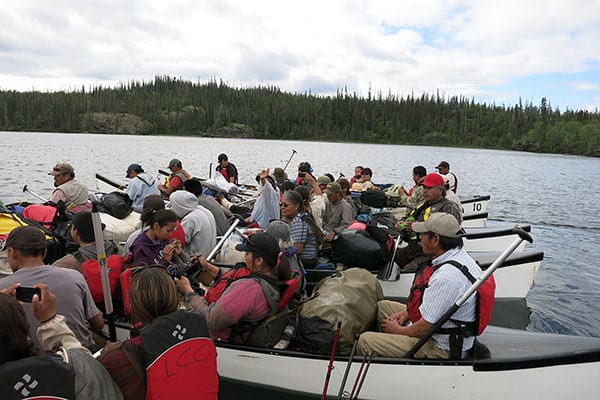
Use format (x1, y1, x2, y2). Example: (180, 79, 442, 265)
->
(422, 173, 445, 188)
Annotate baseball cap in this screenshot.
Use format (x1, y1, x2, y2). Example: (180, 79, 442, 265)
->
(411, 213, 465, 238)
(4, 226, 47, 250)
(168, 159, 182, 168)
(324, 182, 342, 195)
(125, 163, 144, 177)
(235, 232, 280, 266)
(317, 176, 331, 186)
(436, 161, 450, 170)
(48, 162, 74, 176)
(422, 173, 445, 188)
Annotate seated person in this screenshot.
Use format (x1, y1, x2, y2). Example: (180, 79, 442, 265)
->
(129, 209, 183, 268)
(125, 163, 160, 213)
(248, 169, 281, 229)
(158, 158, 191, 198)
(398, 165, 427, 209)
(357, 213, 490, 359)
(359, 167, 376, 190)
(280, 190, 320, 269)
(175, 232, 291, 342)
(322, 182, 356, 242)
(184, 178, 232, 236)
(169, 191, 217, 258)
(54, 211, 124, 273)
(0, 226, 103, 350)
(48, 162, 91, 213)
(0, 283, 123, 399)
(99, 267, 218, 399)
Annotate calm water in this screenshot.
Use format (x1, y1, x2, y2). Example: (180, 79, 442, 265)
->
(2, 131, 600, 337)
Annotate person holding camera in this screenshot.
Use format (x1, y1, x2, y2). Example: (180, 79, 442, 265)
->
(0, 226, 103, 351)
(0, 283, 123, 399)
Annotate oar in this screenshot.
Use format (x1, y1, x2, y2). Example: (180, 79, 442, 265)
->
(337, 334, 360, 399)
(322, 321, 342, 400)
(351, 353, 372, 400)
(95, 173, 128, 190)
(282, 149, 297, 172)
(206, 218, 241, 261)
(377, 235, 400, 280)
(91, 201, 117, 342)
(22, 185, 49, 203)
(404, 226, 533, 359)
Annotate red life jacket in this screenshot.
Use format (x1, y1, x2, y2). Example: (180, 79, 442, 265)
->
(76, 252, 125, 304)
(407, 260, 495, 336)
(141, 311, 219, 400)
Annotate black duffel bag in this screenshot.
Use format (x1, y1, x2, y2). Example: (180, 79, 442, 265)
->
(361, 190, 388, 208)
(331, 229, 390, 271)
(97, 192, 133, 219)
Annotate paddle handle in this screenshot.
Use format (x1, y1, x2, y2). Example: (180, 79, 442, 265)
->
(95, 173, 127, 190)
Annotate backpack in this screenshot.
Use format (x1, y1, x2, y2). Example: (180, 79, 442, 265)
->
(141, 311, 219, 400)
(331, 229, 390, 271)
(97, 191, 133, 219)
(0, 354, 76, 399)
(75, 252, 125, 304)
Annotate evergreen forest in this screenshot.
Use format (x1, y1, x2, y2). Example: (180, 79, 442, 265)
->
(1, 76, 599, 157)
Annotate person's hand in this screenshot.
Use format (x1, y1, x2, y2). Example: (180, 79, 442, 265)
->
(324, 231, 337, 242)
(174, 275, 193, 294)
(398, 186, 407, 196)
(381, 317, 404, 334)
(163, 239, 180, 261)
(258, 168, 270, 180)
(0, 283, 21, 297)
(32, 284, 57, 323)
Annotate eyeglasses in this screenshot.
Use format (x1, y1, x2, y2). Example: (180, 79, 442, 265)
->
(280, 202, 291, 208)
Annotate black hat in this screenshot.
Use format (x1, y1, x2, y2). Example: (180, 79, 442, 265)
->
(218, 153, 228, 162)
(126, 163, 144, 177)
(184, 178, 204, 196)
(4, 226, 47, 250)
(436, 161, 450, 170)
(235, 232, 280, 266)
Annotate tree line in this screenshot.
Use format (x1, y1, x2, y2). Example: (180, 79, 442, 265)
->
(1, 75, 599, 156)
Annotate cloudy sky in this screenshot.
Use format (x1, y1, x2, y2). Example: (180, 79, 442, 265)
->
(1, 0, 599, 111)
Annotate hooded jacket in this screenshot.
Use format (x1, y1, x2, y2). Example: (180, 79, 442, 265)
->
(169, 191, 217, 258)
(126, 172, 160, 213)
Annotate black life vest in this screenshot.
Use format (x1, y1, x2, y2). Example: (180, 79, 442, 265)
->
(0, 353, 76, 399)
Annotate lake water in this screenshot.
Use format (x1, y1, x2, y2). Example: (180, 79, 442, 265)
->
(2, 131, 600, 338)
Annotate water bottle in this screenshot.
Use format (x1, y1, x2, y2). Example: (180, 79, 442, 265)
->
(406, 216, 418, 241)
(274, 324, 295, 349)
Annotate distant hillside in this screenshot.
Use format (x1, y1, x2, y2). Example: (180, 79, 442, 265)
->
(1, 76, 599, 156)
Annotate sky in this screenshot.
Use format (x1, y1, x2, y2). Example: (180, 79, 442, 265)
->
(1, 0, 599, 112)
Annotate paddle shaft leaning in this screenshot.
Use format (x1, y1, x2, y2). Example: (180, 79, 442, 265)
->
(322, 321, 342, 400)
(22, 185, 49, 203)
(337, 334, 360, 400)
(95, 173, 127, 190)
(404, 226, 533, 358)
(282, 149, 297, 172)
(91, 201, 117, 342)
(206, 218, 241, 261)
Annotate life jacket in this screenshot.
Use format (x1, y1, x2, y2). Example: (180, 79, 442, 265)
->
(165, 170, 191, 189)
(75, 251, 125, 304)
(407, 260, 495, 358)
(141, 310, 219, 400)
(0, 353, 76, 399)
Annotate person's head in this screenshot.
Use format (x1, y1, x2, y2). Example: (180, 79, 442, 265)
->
(316, 176, 331, 191)
(281, 181, 296, 193)
(294, 185, 311, 207)
(4, 226, 47, 271)
(235, 233, 290, 281)
(48, 162, 75, 187)
(0, 293, 35, 364)
(360, 167, 373, 182)
(129, 266, 179, 326)
(324, 173, 335, 184)
(411, 213, 465, 256)
(140, 194, 166, 226)
(125, 163, 144, 178)
(184, 178, 204, 196)
(436, 161, 450, 175)
(145, 209, 178, 241)
(337, 178, 350, 196)
(421, 173, 446, 202)
(413, 165, 427, 183)
(267, 220, 293, 249)
(297, 162, 312, 175)
(218, 153, 229, 167)
(169, 191, 199, 219)
(168, 158, 183, 173)
(281, 190, 305, 220)
(273, 167, 288, 182)
(324, 182, 342, 203)
(71, 211, 97, 244)
(354, 166, 363, 179)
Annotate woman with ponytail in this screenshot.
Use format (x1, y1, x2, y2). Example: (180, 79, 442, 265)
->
(175, 232, 291, 343)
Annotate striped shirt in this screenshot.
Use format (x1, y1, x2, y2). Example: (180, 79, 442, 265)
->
(420, 247, 482, 353)
(288, 213, 318, 261)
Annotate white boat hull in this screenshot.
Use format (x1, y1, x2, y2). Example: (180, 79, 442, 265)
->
(215, 326, 600, 399)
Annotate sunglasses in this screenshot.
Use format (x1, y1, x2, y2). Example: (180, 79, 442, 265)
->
(280, 202, 291, 208)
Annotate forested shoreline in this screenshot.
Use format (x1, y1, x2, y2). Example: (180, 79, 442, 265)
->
(1, 76, 599, 156)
